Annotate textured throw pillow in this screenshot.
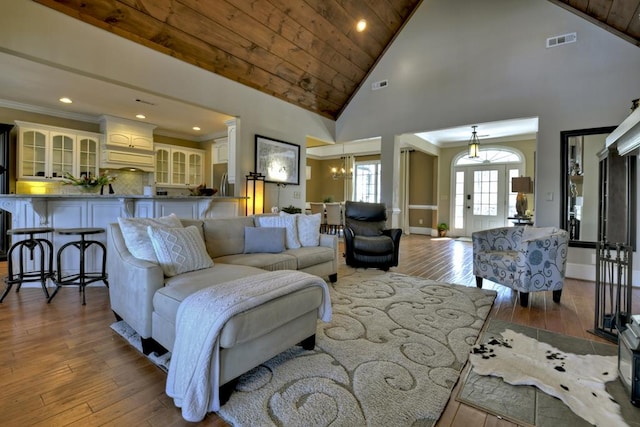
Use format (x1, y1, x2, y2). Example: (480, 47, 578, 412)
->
(147, 225, 213, 277)
(255, 213, 301, 249)
(297, 213, 321, 247)
(118, 213, 183, 263)
(244, 226, 286, 253)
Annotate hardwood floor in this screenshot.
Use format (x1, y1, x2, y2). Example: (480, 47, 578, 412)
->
(0, 234, 637, 426)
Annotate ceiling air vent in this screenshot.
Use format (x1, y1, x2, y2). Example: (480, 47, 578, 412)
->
(371, 79, 388, 91)
(546, 32, 577, 48)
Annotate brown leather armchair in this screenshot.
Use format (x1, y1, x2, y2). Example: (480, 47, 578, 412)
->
(343, 201, 402, 271)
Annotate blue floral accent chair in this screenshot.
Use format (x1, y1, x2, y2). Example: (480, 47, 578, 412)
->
(472, 226, 569, 307)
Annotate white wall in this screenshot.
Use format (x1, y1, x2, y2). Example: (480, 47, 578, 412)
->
(336, 0, 640, 281)
(0, 1, 336, 210)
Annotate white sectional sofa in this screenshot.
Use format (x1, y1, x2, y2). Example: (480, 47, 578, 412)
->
(107, 213, 337, 405)
(107, 216, 338, 353)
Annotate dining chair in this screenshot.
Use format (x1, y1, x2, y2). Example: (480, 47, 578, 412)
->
(309, 202, 327, 233)
(325, 203, 342, 235)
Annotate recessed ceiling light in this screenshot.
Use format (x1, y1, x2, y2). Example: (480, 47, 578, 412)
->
(356, 19, 367, 32)
(59, 97, 72, 104)
(136, 114, 146, 119)
(192, 126, 201, 131)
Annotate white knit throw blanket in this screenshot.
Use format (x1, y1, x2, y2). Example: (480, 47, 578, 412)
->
(165, 270, 332, 422)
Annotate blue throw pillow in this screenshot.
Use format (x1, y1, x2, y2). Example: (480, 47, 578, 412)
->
(244, 226, 286, 253)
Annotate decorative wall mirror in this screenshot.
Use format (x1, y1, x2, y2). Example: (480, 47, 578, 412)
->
(560, 126, 636, 248)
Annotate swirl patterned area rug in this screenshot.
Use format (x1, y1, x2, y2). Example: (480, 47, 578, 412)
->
(217, 270, 496, 426)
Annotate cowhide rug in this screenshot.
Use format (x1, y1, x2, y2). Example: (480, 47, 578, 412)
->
(469, 329, 626, 427)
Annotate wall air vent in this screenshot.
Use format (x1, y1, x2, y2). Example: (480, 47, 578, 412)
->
(546, 32, 577, 48)
(371, 79, 389, 91)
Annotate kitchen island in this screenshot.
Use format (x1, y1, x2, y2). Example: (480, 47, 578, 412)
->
(0, 194, 247, 278)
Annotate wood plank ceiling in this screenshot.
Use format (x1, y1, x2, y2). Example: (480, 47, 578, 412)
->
(34, 0, 421, 120)
(33, 1, 639, 121)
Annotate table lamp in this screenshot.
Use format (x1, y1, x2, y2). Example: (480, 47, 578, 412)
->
(512, 177, 532, 217)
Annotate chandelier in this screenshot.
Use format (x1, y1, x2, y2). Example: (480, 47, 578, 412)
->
(331, 158, 353, 180)
(468, 125, 480, 158)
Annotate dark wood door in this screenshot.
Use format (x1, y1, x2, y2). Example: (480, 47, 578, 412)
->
(0, 124, 12, 260)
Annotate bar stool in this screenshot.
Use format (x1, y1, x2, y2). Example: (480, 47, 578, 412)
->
(48, 227, 109, 305)
(1, 227, 55, 302)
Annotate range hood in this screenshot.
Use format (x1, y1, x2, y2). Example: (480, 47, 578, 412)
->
(606, 107, 640, 156)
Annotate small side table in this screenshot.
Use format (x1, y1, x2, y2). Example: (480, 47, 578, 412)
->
(48, 228, 109, 305)
(508, 216, 533, 226)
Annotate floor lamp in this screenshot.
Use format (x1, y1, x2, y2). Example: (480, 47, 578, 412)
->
(246, 172, 265, 216)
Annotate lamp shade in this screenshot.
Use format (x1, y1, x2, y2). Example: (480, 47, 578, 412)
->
(512, 177, 532, 193)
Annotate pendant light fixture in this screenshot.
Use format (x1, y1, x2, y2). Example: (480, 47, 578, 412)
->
(468, 125, 480, 158)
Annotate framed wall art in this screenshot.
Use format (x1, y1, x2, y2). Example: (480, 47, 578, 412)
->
(255, 135, 300, 185)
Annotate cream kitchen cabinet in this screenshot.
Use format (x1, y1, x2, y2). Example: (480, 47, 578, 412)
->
(155, 144, 204, 187)
(100, 115, 156, 171)
(212, 137, 228, 163)
(104, 131, 153, 151)
(16, 121, 100, 181)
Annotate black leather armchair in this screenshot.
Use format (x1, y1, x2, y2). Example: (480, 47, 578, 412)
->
(343, 201, 402, 271)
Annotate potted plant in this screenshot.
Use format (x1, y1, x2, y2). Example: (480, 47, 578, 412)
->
(437, 222, 449, 237)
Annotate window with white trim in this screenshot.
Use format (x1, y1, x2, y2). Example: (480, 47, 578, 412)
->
(354, 161, 381, 203)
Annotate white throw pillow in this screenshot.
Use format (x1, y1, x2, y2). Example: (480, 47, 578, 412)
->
(297, 213, 321, 247)
(147, 225, 213, 277)
(255, 213, 301, 249)
(118, 214, 183, 263)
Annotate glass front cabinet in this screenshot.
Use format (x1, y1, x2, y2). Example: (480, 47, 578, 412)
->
(16, 121, 100, 181)
(155, 143, 204, 187)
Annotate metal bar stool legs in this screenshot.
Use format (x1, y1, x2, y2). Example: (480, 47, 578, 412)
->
(48, 228, 108, 305)
(1, 227, 55, 302)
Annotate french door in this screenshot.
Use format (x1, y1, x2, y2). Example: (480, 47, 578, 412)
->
(453, 165, 518, 236)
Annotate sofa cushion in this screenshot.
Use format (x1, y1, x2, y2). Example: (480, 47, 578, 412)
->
(284, 246, 334, 269)
(297, 213, 321, 247)
(153, 264, 266, 328)
(353, 235, 394, 254)
(218, 286, 323, 348)
(244, 226, 286, 253)
(202, 216, 256, 258)
(118, 213, 183, 263)
(214, 253, 297, 271)
(255, 213, 301, 249)
(154, 266, 323, 349)
(148, 225, 213, 277)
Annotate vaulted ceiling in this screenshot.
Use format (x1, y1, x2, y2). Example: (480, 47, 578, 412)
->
(33, 0, 640, 123)
(548, 0, 640, 47)
(34, 0, 422, 120)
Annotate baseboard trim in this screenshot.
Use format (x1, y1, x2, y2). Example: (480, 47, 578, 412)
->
(566, 262, 640, 287)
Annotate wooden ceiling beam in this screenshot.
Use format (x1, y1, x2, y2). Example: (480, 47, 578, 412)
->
(177, 0, 357, 101)
(586, 0, 613, 21)
(266, 0, 377, 71)
(35, 0, 342, 118)
(302, 0, 386, 57)
(229, 0, 366, 83)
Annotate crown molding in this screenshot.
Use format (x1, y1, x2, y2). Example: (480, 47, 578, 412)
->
(0, 98, 100, 123)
